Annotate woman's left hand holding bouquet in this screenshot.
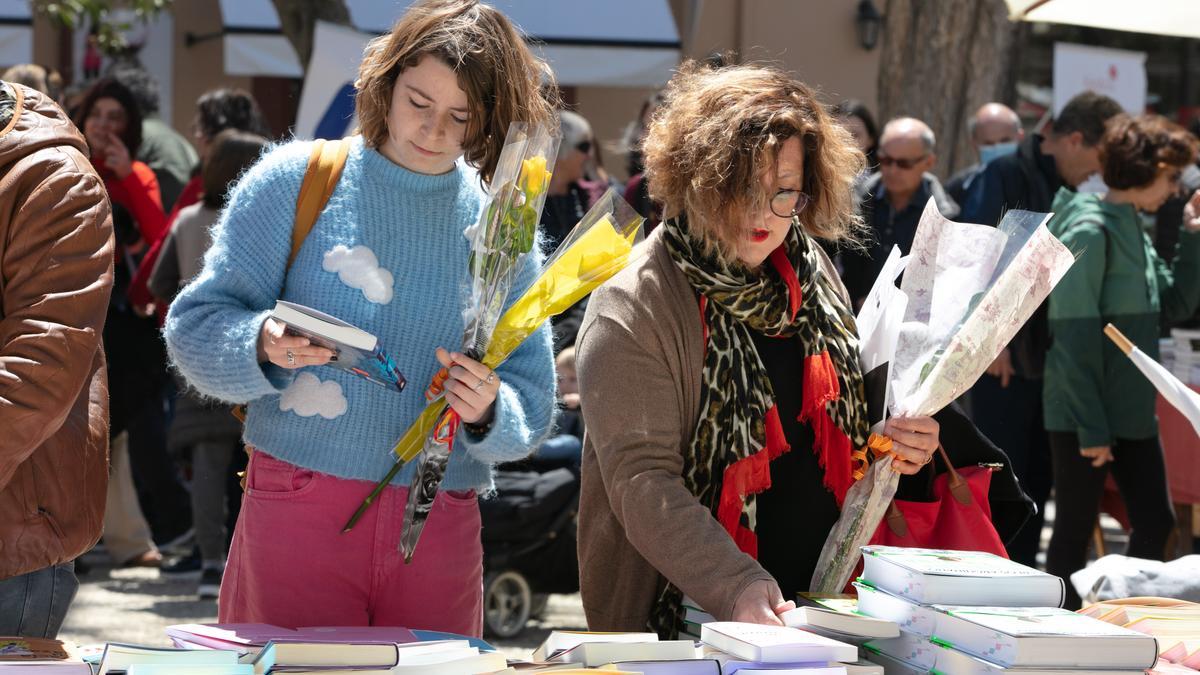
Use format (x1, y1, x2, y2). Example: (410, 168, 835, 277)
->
(434, 347, 500, 425)
(882, 416, 940, 474)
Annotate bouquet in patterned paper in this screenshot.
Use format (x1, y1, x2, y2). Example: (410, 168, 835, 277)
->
(809, 198, 1075, 594)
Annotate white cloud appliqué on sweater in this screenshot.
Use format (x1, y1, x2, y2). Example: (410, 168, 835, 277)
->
(280, 372, 348, 419)
(323, 244, 395, 304)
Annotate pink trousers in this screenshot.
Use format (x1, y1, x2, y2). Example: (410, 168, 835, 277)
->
(218, 451, 483, 635)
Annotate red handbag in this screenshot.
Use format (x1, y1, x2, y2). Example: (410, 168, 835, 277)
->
(868, 443, 1009, 557)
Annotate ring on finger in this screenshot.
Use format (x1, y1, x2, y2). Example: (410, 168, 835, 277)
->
(473, 378, 486, 391)
(286, 349, 296, 366)
(486, 372, 495, 384)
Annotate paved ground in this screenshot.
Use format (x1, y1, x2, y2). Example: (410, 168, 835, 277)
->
(58, 548, 585, 659)
(58, 502, 1130, 657)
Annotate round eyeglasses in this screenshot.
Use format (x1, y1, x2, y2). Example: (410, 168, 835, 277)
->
(770, 189, 811, 219)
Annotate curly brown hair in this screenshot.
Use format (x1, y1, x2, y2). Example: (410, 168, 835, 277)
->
(1100, 114, 1199, 190)
(642, 61, 864, 258)
(354, 0, 558, 184)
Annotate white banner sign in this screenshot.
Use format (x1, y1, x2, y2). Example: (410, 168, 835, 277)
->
(1053, 42, 1146, 116)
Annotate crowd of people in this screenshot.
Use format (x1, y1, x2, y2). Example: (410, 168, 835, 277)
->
(1, 0, 1198, 642)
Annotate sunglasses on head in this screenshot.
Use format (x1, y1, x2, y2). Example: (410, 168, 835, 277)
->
(878, 154, 927, 170)
(576, 140, 593, 155)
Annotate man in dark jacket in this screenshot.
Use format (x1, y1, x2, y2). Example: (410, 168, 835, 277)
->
(945, 103, 1024, 206)
(958, 91, 1123, 568)
(840, 116, 959, 308)
(0, 81, 114, 636)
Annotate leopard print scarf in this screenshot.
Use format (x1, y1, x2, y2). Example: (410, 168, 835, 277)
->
(650, 215, 870, 638)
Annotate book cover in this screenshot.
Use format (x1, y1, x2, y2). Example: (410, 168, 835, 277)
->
(929, 640, 1149, 675)
(779, 606, 898, 640)
(605, 659, 721, 675)
(252, 640, 399, 673)
(862, 629, 937, 670)
(0, 637, 89, 674)
(532, 632, 659, 662)
(860, 546, 1064, 607)
(97, 644, 242, 675)
(700, 623, 857, 664)
(548, 641, 696, 667)
(853, 581, 939, 638)
(930, 605, 1159, 669)
(272, 301, 407, 393)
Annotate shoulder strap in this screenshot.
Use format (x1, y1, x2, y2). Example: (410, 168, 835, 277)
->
(288, 138, 351, 269)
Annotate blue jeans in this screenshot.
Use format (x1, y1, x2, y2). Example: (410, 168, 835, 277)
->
(0, 562, 78, 637)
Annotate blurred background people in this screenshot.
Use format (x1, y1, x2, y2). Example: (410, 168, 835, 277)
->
(946, 102, 1024, 205)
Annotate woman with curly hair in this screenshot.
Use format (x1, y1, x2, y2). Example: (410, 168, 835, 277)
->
(1044, 114, 1200, 609)
(575, 62, 943, 636)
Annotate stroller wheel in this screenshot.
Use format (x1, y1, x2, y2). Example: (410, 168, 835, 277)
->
(483, 570, 532, 639)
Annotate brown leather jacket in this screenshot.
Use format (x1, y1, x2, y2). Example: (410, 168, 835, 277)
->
(0, 83, 113, 579)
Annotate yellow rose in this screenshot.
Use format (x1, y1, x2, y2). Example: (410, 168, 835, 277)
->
(520, 155, 551, 197)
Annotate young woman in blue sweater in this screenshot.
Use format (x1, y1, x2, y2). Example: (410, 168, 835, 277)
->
(164, 0, 558, 632)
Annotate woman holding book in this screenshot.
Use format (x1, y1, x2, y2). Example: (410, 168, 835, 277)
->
(1044, 114, 1200, 609)
(164, 0, 557, 632)
(574, 62, 945, 637)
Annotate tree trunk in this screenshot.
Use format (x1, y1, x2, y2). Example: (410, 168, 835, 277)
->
(876, 0, 1019, 179)
(271, 0, 353, 71)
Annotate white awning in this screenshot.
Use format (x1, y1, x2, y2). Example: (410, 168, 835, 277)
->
(216, 0, 303, 77)
(346, 0, 679, 86)
(0, 0, 33, 69)
(349, 0, 681, 86)
(1007, 0, 1200, 40)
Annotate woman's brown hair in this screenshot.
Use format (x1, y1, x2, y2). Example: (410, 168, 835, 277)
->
(1100, 114, 1199, 190)
(642, 61, 864, 258)
(354, 0, 558, 184)
(203, 129, 268, 209)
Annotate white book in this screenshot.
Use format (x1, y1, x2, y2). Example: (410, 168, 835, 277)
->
(860, 648, 930, 675)
(546, 641, 696, 667)
(859, 546, 1065, 607)
(700, 623, 857, 665)
(251, 640, 399, 673)
(270, 300, 407, 392)
(272, 300, 378, 351)
(862, 630, 937, 671)
(391, 650, 508, 675)
(98, 644, 241, 675)
(929, 641, 1148, 675)
(729, 662, 844, 667)
(605, 659, 721, 675)
(532, 632, 659, 662)
(779, 607, 898, 640)
(841, 661, 883, 675)
(930, 605, 1159, 669)
(126, 667, 254, 675)
(853, 582, 939, 638)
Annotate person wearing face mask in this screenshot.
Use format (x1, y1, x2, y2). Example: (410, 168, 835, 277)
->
(945, 103, 1024, 206)
(839, 116, 959, 309)
(574, 63, 946, 637)
(1043, 115, 1200, 609)
(164, 0, 558, 630)
(959, 91, 1123, 569)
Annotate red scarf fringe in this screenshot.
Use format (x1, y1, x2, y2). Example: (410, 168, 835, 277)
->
(709, 245, 857, 558)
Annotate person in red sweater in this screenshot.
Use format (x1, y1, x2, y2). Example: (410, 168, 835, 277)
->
(129, 88, 270, 319)
(74, 78, 193, 556)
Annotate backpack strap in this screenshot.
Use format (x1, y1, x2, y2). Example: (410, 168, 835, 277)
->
(289, 137, 351, 269)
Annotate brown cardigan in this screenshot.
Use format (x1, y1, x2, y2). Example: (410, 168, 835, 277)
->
(575, 226, 849, 631)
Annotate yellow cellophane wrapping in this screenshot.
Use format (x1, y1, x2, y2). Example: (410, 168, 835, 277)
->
(392, 215, 636, 463)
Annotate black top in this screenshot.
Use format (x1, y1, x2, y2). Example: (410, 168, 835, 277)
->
(749, 331, 841, 601)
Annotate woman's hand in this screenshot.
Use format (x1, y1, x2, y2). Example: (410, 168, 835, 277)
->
(730, 578, 796, 626)
(885, 416, 940, 474)
(257, 317, 334, 368)
(1080, 445, 1114, 468)
(103, 131, 133, 179)
(436, 348, 500, 425)
(1184, 190, 1200, 233)
(985, 348, 1014, 388)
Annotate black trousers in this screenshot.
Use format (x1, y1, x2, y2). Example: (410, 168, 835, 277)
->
(970, 372, 1053, 568)
(1046, 432, 1176, 609)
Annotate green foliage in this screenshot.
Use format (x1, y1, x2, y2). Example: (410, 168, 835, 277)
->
(33, 0, 173, 55)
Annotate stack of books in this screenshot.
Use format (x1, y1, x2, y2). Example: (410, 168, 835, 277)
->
(1081, 597, 1200, 672)
(853, 545, 1160, 674)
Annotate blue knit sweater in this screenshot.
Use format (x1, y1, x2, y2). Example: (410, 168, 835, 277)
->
(164, 136, 556, 490)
